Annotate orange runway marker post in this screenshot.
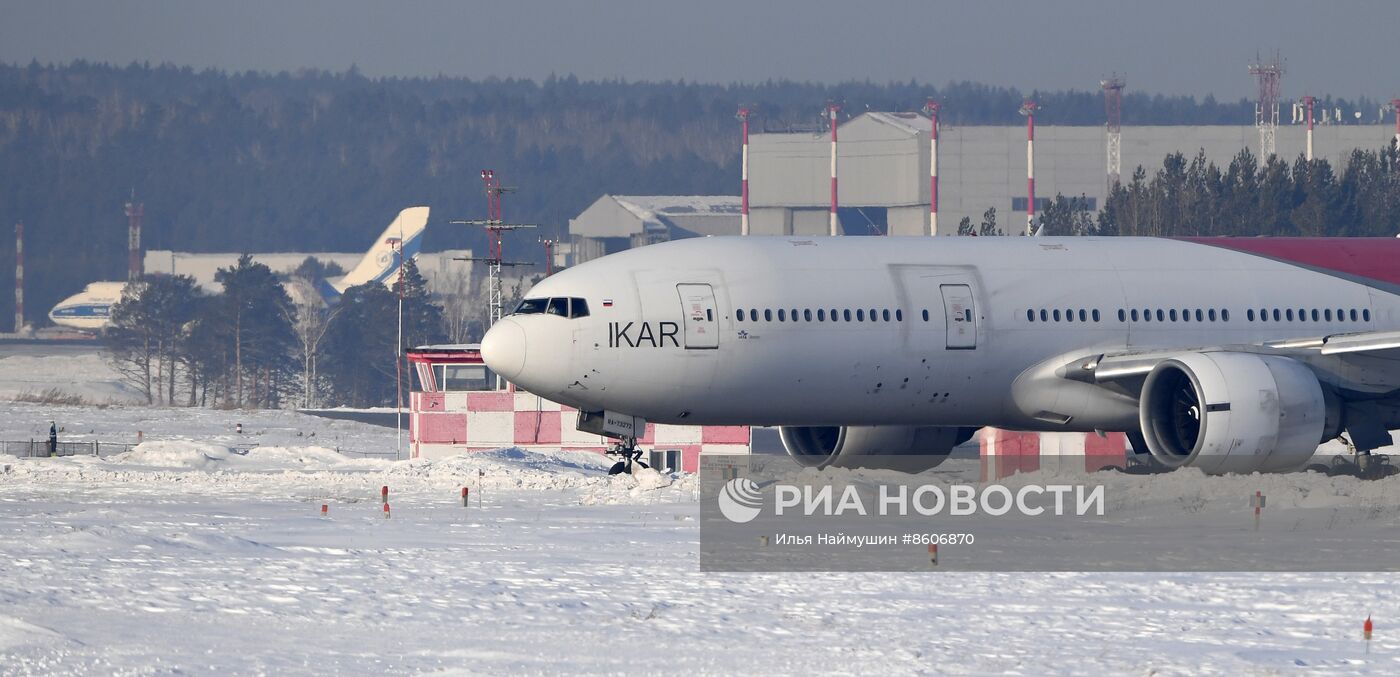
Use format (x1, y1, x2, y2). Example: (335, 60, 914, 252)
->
(384, 503, 391, 520)
(1365, 615, 1373, 653)
(321, 503, 328, 517)
(462, 486, 470, 508)
(929, 544, 938, 567)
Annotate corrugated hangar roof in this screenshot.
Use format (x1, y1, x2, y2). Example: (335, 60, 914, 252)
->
(570, 195, 741, 238)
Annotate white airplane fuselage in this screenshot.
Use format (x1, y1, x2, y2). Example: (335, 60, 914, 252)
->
(47, 281, 125, 331)
(482, 236, 1400, 433)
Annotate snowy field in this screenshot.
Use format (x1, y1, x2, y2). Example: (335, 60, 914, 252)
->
(0, 399, 1398, 675)
(0, 344, 139, 404)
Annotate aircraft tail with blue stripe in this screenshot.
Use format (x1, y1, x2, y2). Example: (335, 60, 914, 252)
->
(323, 206, 429, 300)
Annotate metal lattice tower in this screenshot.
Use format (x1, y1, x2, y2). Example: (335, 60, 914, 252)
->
(1249, 53, 1285, 158)
(125, 195, 144, 281)
(1101, 75, 1125, 191)
(451, 169, 535, 330)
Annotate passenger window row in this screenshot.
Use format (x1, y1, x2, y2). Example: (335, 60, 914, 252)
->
(513, 297, 590, 319)
(736, 307, 908, 323)
(1025, 306, 1372, 325)
(1115, 308, 1230, 323)
(1247, 307, 1369, 323)
(1026, 308, 1103, 323)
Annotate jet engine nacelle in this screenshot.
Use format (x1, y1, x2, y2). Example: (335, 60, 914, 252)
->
(1139, 352, 1339, 475)
(778, 425, 973, 473)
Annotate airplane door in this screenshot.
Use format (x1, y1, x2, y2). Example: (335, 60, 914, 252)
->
(940, 284, 976, 349)
(677, 283, 719, 349)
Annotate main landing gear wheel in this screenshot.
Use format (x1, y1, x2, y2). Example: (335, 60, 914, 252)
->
(1309, 435, 1400, 480)
(606, 437, 650, 475)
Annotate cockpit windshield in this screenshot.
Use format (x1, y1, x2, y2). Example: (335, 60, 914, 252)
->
(513, 297, 590, 319)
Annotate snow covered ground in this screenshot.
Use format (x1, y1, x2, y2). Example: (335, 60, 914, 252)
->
(0, 400, 1398, 674)
(0, 345, 139, 404)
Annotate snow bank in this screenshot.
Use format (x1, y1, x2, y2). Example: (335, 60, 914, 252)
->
(112, 440, 237, 468)
(111, 441, 388, 472)
(0, 616, 66, 652)
(5, 435, 697, 505)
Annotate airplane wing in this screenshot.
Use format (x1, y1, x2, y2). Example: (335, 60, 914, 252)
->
(1085, 328, 1400, 385)
(1011, 328, 1400, 456)
(1269, 329, 1400, 358)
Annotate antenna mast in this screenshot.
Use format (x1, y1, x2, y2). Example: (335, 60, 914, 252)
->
(450, 169, 536, 332)
(1249, 52, 1284, 159)
(125, 191, 144, 281)
(1100, 75, 1125, 192)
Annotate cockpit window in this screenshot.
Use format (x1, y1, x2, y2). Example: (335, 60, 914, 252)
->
(513, 297, 590, 319)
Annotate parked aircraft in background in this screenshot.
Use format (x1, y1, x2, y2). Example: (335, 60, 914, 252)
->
(47, 207, 428, 332)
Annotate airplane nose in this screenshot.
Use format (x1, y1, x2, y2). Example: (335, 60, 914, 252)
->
(481, 318, 526, 380)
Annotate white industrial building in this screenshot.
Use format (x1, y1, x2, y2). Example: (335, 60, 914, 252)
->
(567, 195, 741, 265)
(566, 113, 1399, 250)
(748, 113, 1399, 237)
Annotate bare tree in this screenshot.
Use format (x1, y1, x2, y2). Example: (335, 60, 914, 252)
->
(284, 278, 343, 409)
(438, 265, 475, 343)
(105, 275, 201, 405)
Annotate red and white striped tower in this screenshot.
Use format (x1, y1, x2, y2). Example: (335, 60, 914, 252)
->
(922, 98, 941, 236)
(737, 106, 751, 236)
(124, 198, 143, 281)
(1019, 99, 1039, 236)
(1303, 96, 1316, 161)
(13, 222, 22, 333)
(826, 101, 841, 236)
(1391, 99, 1400, 150)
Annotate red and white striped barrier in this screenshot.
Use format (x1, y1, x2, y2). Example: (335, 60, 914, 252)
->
(410, 390, 750, 472)
(980, 428, 1128, 481)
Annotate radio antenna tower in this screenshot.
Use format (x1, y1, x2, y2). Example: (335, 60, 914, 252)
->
(1249, 52, 1284, 158)
(450, 169, 536, 332)
(125, 191, 144, 281)
(1100, 75, 1125, 191)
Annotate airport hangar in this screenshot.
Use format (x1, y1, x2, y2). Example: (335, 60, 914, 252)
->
(567, 112, 1399, 262)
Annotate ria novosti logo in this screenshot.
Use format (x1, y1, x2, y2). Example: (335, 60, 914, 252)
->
(715, 478, 1106, 522)
(717, 478, 764, 523)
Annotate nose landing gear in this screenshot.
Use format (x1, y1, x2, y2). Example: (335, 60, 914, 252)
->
(606, 436, 651, 475)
